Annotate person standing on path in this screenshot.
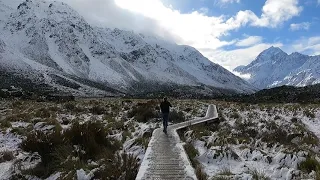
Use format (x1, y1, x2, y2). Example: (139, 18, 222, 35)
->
(160, 97, 172, 134)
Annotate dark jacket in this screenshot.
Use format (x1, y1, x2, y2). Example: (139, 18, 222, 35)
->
(160, 101, 172, 113)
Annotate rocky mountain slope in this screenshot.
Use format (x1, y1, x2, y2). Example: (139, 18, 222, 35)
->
(217, 84, 320, 104)
(0, 0, 255, 97)
(234, 46, 320, 89)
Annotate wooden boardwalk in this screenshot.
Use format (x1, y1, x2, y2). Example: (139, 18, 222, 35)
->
(136, 105, 218, 180)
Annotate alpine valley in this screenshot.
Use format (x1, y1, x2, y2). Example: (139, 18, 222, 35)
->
(0, 0, 256, 97)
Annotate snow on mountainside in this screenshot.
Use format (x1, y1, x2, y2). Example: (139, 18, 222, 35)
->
(0, 0, 255, 96)
(234, 46, 320, 89)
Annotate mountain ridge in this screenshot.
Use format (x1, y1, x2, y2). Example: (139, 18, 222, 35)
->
(234, 46, 320, 89)
(0, 0, 256, 97)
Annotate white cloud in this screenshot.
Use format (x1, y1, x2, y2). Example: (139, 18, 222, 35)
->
(290, 22, 311, 31)
(220, 0, 240, 3)
(114, 0, 301, 49)
(54, 0, 303, 70)
(258, 0, 302, 26)
(201, 42, 283, 71)
(199, 7, 209, 14)
(215, 0, 240, 5)
(114, 0, 243, 49)
(232, 71, 251, 80)
(291, 36, 320, 55)
(54, 0, 179, 41)
(227, 0, 303, 28)
(236, 36, 263, 47)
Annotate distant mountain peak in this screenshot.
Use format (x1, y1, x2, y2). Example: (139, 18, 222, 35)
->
(260, 46, 286, 56)
(289, 52, 306, 57)
(234, 47, 320, 89)
(249, 46, 288, 65)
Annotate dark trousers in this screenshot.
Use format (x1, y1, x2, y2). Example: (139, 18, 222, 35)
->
(162, 113, 169, 131)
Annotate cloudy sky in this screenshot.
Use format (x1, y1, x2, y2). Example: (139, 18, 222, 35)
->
(59, 0, 319, 71)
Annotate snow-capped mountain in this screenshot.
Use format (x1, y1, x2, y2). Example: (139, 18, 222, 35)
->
(234, 46, 320, 89)
(0, 0, 255, 96)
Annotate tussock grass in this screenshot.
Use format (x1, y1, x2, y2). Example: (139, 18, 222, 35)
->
(183, 141, 210, 180)
(94, 152, 139, 180)
(195, 166, 208, 180)
(1, 119, 11, 128)
(5, 113, 33, 122)
(20, 120, 122, 178)
(184, 142, 199, 167)
(218, 167, 233, 176)
(127, 102, 157, 123)
(299, 156, 320, 174)
(169, 110, 185, 123)
(34, 108, 51, 118)
(89, 105, 106, 115)
(304, 110, 316, 118)
(247, 169, 270, 180)
(229, 112, 240, 119)
(134, 137, 149, 149)
(0, 150, 14, 163)
(2, 99, 319, 179)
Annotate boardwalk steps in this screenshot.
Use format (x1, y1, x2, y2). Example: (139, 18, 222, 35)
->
(136, 105, 218, 180)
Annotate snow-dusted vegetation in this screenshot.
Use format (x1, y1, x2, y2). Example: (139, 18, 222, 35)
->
(179, 102, 320, 180)
(0, 99, 163, 179)
(1, 99, 320, 180)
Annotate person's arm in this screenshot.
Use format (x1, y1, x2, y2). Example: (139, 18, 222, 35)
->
(169, 102, 172, 107)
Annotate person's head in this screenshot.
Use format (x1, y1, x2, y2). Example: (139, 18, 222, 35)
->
(163, 97, 167, 102)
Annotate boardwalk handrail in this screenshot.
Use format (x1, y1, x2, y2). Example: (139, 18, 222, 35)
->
(136, 104, 218, 180)
(169, 104, 218, 130)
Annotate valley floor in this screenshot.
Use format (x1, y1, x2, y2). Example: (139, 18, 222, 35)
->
(0, 98, 319, 180)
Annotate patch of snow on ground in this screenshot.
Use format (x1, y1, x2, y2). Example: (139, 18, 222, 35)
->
(0, 161, 13, 180)
(0, 132, 21, 151)
(189, 104, 320, 179)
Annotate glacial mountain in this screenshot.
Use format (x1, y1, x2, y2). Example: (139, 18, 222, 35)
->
(0, 0, 255, 97)
(234, 46, 320, 89)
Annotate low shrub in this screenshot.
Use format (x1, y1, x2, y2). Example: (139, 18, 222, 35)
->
(196, 166, 208, 180)
(304, 110, 316, 118)
(135, 137, 149, 149)
(64, 121, 120, 160)
(274, 115, 281, 120)
(122, 130, 132, 142)
(169, 110, 185, 123)
(94, 152, 139, 180)
(184, 107, 192, 112)
(230, 112, 240, 119)
(248, 169, 270, 180)
(291, 117, 298, 123)
(21, 130, 63, 168)
(0, 150, 14, 163)
(64, 102, 75, 111)
(184, 142, 199, 167)
(0, 120, 11, 128)
(128, 103, 157, 123)
(5, 113, 33, 122)
(89, 105, 106, 115)
(20, 121, 121, 178)
(299, 157, 320, 173)
(35, 108, 51, 118)
(218, 167, 233, 176)
(261, 127, 288, 145)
